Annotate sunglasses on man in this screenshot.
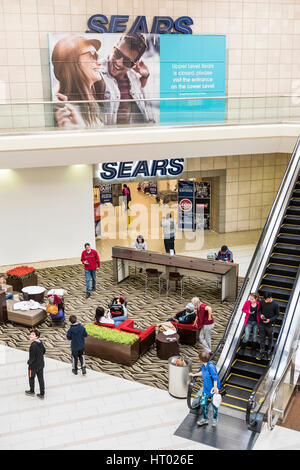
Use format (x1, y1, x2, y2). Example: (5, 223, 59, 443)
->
(113, 47, 137, 68)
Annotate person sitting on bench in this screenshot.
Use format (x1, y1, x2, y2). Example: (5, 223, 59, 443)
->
(168, 302, 196, 325)
(94, 307, 114, 326)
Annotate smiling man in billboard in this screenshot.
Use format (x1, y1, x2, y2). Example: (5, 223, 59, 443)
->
(97, 33, 154, 125)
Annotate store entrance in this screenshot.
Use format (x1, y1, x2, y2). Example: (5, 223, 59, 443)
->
(94, 176, 218, 261)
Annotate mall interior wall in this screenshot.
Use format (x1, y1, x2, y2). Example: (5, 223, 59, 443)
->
(0, 164, 95, 266)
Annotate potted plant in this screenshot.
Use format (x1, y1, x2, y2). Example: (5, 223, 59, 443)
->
(84, 323, 140, 366)
(6, 266, 38, 292)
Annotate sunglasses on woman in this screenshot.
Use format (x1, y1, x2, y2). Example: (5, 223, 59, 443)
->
(80, 46, 99, 62)
(113, 47, 137, 68)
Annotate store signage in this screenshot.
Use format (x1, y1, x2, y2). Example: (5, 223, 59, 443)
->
(86, 15, 193, 34)
(179, 199, 193, 212)
(96, 158, 184, 181)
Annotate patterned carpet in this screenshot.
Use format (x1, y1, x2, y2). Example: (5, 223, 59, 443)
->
(0, 261, 242, 391)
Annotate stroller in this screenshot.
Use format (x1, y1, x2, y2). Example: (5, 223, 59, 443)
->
(108, 296, 127, 318)
(46, 289, 66, 327)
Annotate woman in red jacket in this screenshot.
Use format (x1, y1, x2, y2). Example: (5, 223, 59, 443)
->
(242, 292, 260, 350)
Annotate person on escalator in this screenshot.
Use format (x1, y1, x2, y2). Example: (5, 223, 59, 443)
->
(256, 292, 279, 361)
(242, 293, 260, 353)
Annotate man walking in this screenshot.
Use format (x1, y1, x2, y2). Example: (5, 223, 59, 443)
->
(25, 329, 46, 399)
(161, 213, 176, 254)
(256, 292, 279, 361)
(81, 243, 100, 298)
(67, 315, 88, 375)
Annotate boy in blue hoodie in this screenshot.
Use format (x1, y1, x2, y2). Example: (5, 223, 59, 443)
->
(67, 315, 88, 375)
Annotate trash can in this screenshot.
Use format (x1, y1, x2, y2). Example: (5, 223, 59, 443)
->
(168, 355, 192, 398)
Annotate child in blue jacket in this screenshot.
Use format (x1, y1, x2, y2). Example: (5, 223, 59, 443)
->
(67, 315, 88, 375)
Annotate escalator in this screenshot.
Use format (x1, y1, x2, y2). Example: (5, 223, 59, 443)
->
(221, 174, 300, 413)
(175, 141, 300, 449)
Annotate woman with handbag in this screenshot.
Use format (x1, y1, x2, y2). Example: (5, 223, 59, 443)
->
(189, 351, 222, 427)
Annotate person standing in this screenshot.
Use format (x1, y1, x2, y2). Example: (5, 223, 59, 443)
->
(242, 293, 260, 353)
(25, 329, 46, 399)
(189, 352, 221, 427)
(161, 213, 176, 254)
(256, 292, 279, 361)
(67, 315, 88, 375)
(81, 243, 100, 298)
(122, 184, 131, 210)
(192, 297, 214, 355)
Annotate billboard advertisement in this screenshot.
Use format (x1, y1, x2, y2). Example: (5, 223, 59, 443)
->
(48, 33, 226, 129)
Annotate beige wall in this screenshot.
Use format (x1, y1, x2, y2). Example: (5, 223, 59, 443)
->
(0, 0, 300, 105)
(184, 152, 290, 233)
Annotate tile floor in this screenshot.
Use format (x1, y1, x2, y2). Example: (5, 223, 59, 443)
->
(0, 343, 299, 450)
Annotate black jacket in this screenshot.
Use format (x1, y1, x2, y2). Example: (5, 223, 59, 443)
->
(258, 300, 279, 326)
(27, 340, 46, 372)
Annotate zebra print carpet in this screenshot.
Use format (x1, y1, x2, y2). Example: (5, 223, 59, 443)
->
(0, 261, 242, 391)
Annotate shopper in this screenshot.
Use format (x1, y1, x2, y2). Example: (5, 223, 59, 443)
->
(189, 352, 221, 427)
(122, 184, 131, 210)
(191, 297, 214, 355)
(168, 303, 196, 325)
(242, 293, 260, 352)
(161, 213, 176, 254)
(25, 329, 46, 399)
(256, 292, 279, 361)
(94, 307, 114, 325)
(67, 315, 88, 375)
(215, 245, 233, 263)
(81, 243, 100, 298)
(132, 235, 147, 273)
(132, 235, 147, 251)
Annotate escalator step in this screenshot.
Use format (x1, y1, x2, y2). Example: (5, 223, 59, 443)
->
(280, 224, 300, 235)
(270, 253, 300, 267)
(226, 373, 259, 390)
(224, 384, 252, 401)
(284, 215, 300, 225)
(292, 190, 300, 198)
(277, 233, 300, 245)
(273, 243, 300, 256)
(262, 274, 295, 289)
(231, 359, 267, 379)
(259, 283, 291, 297)
(286, 206, 300, 216)
(221, 395, 247, 412)
(290, 198, 300, 207)
(265, 263, 298, 277)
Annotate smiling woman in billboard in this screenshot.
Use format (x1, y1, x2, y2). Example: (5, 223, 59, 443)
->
(52, 35, 105, 129)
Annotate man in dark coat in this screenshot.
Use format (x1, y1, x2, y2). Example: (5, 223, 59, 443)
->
(25, 329, 46, 399)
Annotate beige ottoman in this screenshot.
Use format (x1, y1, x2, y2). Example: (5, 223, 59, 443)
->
(6, 300, 46, 327)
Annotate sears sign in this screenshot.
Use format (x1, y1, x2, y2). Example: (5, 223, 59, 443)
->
(96, 158, 184, 181)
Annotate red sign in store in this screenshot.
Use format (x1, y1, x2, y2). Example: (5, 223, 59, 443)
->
(179, 198, 193, 212)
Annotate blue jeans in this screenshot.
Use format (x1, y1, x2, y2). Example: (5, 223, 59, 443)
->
(243, 322, 258, 343)
(85, 270, 96, 293)
(113, 315, 127, 327)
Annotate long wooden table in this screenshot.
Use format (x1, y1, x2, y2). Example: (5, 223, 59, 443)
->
(112, 247, 239, 302)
